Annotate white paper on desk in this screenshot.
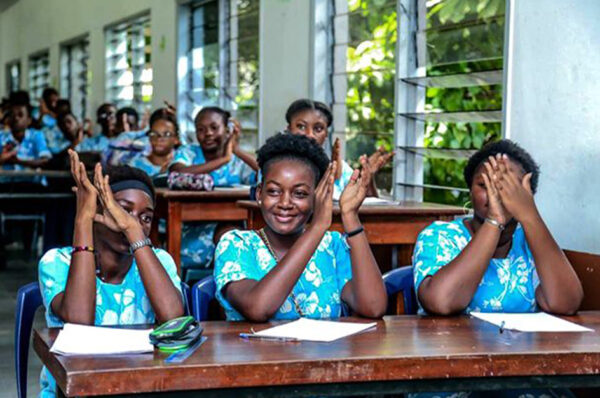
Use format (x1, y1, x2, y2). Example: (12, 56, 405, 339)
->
(361, 197, 397, 206)
(471, 312, 593, 332)
(50, 323, 153, 355)
(253, 318, 376, 342)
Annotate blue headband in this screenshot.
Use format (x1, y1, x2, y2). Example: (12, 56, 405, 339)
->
(110, 180, 154, 203)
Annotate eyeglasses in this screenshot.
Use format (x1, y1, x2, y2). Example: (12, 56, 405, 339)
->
(148, 131, 177, 139)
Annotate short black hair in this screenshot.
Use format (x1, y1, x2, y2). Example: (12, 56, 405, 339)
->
(116, 107, 139, 124)
(194, 106, 230, 126)
(103, 165, 156, 203)
(9, 90, 30, 106)
(42, 88, 58, 105)
(56, 111, 76, 131)
(285, 99, 333, 127)
(257, 133, 330, 186)
(149, 108, 179, 135)
(464, 139, 540, 194)
(55, 99, 71, 115)
(96, 103, 115, 120)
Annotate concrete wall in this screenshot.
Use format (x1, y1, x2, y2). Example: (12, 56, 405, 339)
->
(505, 0, 600, 253)
(0, 0, 178, 118)
(0, 0, 315, 142)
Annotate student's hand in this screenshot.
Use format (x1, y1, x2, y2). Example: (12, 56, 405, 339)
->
(69, 150, 98, 221)
(331, 138, 343, 180)
(139, 109, 151, 131)
(367, 146, 394, 174)
(83, 118, 94, 137)
(223, 133, 235, 161)
(340, 155, 371, 215)
(93, 163, 143, 240)
(312, 162, 336, 231)
(482, 157, 510, 225)
(164, 100, 177, 115)
(121, 114, 131, 132)
(492, 154, 537, 223)
(39, 99, 49, 116)
(1, 148, 18, 164)
(73, 127, 84, 147)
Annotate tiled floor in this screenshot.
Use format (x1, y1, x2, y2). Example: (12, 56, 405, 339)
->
(1, 250, 45, 397)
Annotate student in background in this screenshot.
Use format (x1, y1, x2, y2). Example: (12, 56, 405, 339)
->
(285, 99, 393, 199)
(0, 102, 51, 173)
(214, 133, 387, 321)
(411, 140, 583, 398)
(128, 108, 180, 178)
(38, 151, 184, 397)
(77, 103, 118, 153)
(169, 106, 258, 271)
(45, 111, 87, 170)
(105, 106, 151, 166)
(38, 87, 59, 130)
(43, 98, 75, 155)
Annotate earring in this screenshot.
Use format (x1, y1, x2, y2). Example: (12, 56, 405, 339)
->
(257, 200, 262, 205)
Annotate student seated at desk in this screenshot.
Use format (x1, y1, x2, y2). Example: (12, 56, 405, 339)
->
(38, 151, 184, 397)
(169, 106, 258, 270)
(45, 111, 99, 170)
(128, 108, 180, 178)
(104, 106, 151, 166)
(214, 133, 387, 321)
(0, 101, 51, 175)
(411, 140, 583, 398)
(76, 103, 118, 154)
(285, 99, 393, 199)
(42, 96, 74, 155)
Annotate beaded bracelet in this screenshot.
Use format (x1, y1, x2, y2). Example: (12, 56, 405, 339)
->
(72, 246, 95, 254)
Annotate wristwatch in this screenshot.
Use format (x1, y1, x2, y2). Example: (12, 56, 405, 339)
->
(130, 238, 152, 252)
(485, 218, 505, 231)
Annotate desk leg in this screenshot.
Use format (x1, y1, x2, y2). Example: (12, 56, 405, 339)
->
(167, 202, 183, 275)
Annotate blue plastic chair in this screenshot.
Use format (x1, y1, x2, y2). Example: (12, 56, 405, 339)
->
(191, 276, 216, 321)
(15, 282, 43, 398)
(180, 281, 191, 316)
(15, 280, 191, 398)
(382, 265, 417, 315)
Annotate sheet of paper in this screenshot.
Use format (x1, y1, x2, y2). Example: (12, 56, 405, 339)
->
(253, 318, 377, 342)
(361, 197, 397, 206)
(470, 312, 593, 332)
(50, 323, 154, 355)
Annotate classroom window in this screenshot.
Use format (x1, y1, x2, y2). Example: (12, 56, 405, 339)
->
(105, 14, 152, 112)
(395, 0, 505, 205)
(28, 52, 50, 103)
(60, 38, 89, 120)
(329, 0, 397, 194)
(5, 61, 21, 93)
(178, 0, 259, 146)
(329, 0, 505, 203)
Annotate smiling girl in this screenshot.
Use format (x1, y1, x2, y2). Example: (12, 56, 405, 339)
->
(213, 133, 387, 321)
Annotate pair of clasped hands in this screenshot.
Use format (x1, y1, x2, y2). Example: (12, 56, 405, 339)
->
(68, 149, 146, 243)
(481, 153, 537, 226)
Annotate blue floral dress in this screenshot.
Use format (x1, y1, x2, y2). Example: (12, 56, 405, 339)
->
(41, 115, 71, 155)
(214, 230, 352, 320)
(411, 218, 573, 398)
(37, 246, 182, 398)
(171, 144, 257, 269)
(103, 130, 150, 166)
(413, 218, 539, 314)
(77, 134, 112, 153)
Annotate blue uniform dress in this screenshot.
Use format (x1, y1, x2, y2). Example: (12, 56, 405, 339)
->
(128, 153, 163, 178)
(37, 246, 182, 398)
(76, 134, 112, 153)
(0, 128, 51, 184)
(41, 115, 70, 155)
(214, 230, 352, 320)
(171, 144, 257, 269)
(333, 160, 354, 200)
(411, 218, 573, 398)
(104, 130, 150, 166)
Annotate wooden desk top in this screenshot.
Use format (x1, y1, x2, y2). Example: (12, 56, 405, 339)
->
(0, 169, 72, 178)
(155, 187, 250, 201)
(34, 313, 600, 397)
(237, 200, 464, 216)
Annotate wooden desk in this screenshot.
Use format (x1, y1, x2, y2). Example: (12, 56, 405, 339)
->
(151, 188, 250, 271)
(34, 313, 600, 397)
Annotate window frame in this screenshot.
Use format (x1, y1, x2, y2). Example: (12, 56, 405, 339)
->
(28, 51, 50, 103)
(5, 59, 21, 94)
(60, 36, 90, 120)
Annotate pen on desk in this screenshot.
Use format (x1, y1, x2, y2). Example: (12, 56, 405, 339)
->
(499, 320, 506, 334)
(239, 333, 300, 342)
